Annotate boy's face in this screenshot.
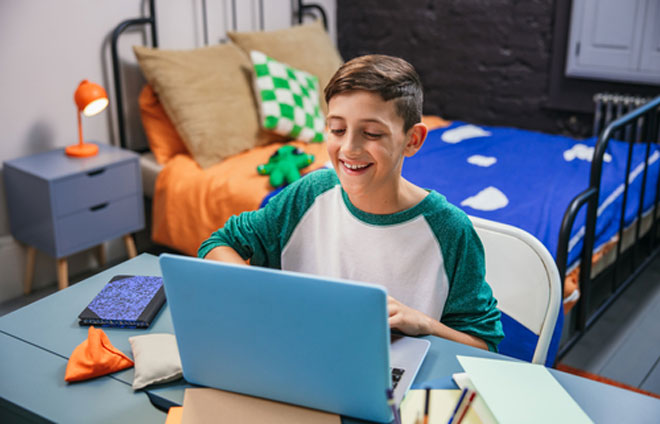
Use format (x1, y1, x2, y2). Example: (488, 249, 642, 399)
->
(326, 90, 423, 203)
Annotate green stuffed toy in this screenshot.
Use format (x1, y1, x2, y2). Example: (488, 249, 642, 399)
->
(257, 145, 315, 188)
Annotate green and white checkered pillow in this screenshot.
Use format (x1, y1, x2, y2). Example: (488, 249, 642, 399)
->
(250, 50, 325, 142)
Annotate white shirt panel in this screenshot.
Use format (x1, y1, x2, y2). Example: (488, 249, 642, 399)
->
(281, 187, 449, 319)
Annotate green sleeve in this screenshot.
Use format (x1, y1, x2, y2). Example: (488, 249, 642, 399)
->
(433, 207, 505, 352)
(197, 169, 338, 268)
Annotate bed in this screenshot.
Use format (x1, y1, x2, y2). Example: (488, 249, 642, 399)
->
(110, 1, 660, 364)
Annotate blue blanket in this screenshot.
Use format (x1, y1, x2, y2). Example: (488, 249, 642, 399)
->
(403, 121, 660, 269)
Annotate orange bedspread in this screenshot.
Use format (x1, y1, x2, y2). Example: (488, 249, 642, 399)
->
(151, 116, 450, 256)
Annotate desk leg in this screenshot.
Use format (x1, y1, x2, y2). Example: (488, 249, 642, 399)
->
(96, 244, 107, 267)
(57, 258, 68, 290)
(123, 234, 137, 258)
(24, 246, 36, 295)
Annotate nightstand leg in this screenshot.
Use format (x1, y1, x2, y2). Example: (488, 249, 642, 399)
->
(96, 244, 107, 267)
(123, 234, 137, 258)
(24, 246, 36, 295)
(57, 258, 68, 290)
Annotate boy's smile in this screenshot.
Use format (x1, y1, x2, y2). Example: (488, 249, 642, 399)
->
(326, 90, 427, 214)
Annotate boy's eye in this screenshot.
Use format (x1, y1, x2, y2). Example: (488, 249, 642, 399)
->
(330, 128, 346, 136)
(364, 131, 382, 139)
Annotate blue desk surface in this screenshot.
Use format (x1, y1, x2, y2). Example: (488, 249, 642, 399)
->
(1, 253, 659, 423)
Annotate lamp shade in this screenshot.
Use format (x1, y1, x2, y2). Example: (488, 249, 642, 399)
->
(74, 80, 108, 116)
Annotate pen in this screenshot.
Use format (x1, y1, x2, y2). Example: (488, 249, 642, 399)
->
(423, 387, 430, 424)
(447, 387, 468, 424)
(455, 390, 477, 424)
(386, 388, 401, 424)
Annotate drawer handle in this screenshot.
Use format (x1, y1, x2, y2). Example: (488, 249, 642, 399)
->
(90, 203, 108, 212)
(87, 168, 106, 177)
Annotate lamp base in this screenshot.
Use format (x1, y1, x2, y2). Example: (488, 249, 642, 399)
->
(65, 142, 99, 157)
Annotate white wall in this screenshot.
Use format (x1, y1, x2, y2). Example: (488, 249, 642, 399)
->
(0, 0, 337, 303)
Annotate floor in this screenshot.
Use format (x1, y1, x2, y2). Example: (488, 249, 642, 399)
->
(1, 248, 659, 397)
(558, 254, 660, 396)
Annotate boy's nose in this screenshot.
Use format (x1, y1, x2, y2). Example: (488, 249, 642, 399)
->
(341, 130, 363, 156)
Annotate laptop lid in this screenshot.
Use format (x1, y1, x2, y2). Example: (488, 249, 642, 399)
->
(160, 253, 424, 422)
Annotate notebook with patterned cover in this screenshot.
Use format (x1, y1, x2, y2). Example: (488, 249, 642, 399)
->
(78, 275, 166, 328)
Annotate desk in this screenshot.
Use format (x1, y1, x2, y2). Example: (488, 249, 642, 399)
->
(1, 254, 659, 423)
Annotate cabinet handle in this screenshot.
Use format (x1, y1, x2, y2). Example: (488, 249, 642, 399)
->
(90, 203, 108, 212)
(87, 168, 106, 177)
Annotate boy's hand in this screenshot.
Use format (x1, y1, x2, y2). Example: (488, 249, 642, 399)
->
(387, 295, 489, 351)
(387, 296, 433, 336)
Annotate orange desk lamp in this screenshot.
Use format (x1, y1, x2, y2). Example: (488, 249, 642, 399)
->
(66, 80, 109, 157)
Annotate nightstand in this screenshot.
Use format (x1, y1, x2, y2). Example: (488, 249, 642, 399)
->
(3, 143, 145, 293)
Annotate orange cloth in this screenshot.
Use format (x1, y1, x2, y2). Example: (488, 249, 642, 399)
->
(64, 326, 134, 382)
(152, 141, 330, 256)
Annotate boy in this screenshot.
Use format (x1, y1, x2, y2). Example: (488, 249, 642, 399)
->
(199, 55, 504, 352)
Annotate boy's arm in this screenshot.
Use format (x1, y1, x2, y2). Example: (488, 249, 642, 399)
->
(387, 296, 488, 350)
(204, 245, 248, 265)
(197, 205, 280, 267)
(440, 224, 504, 352)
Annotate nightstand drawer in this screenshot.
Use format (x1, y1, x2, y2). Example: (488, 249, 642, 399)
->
(52, 161, 139, 217)
(55, 194, 143, 256)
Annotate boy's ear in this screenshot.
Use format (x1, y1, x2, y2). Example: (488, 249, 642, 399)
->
(403, 123, 428, 157)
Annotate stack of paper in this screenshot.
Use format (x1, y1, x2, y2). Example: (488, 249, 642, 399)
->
(453, 356, 594, 424)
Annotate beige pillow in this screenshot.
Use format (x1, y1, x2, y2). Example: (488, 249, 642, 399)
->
(227, 20, 343, 113)
(134, 44, 267, 168)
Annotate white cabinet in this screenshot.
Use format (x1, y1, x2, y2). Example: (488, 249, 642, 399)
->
(566, 0, 660, 85)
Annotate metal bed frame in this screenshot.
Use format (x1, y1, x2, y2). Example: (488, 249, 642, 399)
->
(109, 0, 660, 364)
(556, 95, 660, 359)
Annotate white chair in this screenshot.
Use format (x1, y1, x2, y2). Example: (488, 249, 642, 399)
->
(469, 216, 562, 365)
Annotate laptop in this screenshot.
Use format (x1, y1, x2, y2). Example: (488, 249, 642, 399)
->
(159, 253, 430, 423)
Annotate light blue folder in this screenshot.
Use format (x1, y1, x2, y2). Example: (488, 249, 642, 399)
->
(159, 253, 429, 423)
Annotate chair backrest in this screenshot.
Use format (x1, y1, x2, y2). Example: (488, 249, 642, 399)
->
(469, 216, 562, 365)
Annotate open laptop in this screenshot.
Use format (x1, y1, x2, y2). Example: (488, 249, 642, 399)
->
(159, 253, 430, 423)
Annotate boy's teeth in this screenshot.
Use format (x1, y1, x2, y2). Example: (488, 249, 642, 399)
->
(345, 162, 368, 170)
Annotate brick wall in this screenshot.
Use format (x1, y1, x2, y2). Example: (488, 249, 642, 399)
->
(336, 0, 592, 136)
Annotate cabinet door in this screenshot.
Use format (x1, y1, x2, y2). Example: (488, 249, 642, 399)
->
(640, 0, 660, 72)
(565, 0, 659, 84)
(573, 0, 644, 70)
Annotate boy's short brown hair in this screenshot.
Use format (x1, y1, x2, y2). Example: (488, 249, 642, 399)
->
(324, 54, 423, 133)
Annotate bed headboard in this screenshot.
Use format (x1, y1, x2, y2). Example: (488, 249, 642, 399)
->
(110, 0, 329, 153)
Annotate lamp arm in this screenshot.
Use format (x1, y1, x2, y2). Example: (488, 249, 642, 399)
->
(77, 109, 84, 146)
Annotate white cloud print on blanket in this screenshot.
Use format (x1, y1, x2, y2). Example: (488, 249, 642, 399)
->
(467, 155, 497, 167)
(564, 144, 612, 163)
(461, 186, 509, 211)
(442, 124, 492, 144)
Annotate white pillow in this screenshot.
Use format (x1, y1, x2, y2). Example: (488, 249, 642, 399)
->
(129, 333, 183, 390)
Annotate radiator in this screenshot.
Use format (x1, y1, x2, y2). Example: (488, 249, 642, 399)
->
(592, 93, 652, 140)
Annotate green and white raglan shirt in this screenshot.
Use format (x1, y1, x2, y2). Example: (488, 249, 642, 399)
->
(198, 169, 504, 351)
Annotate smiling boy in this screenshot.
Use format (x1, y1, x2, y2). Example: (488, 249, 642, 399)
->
(199, 55, 503, 352)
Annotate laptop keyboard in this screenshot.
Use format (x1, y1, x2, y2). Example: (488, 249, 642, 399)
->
(391, 367, 405, 389)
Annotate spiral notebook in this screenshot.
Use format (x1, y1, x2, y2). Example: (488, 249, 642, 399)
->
(78, 275, 166, 328)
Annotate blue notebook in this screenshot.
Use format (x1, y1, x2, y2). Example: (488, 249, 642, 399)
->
(78, 275, 165, 328)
